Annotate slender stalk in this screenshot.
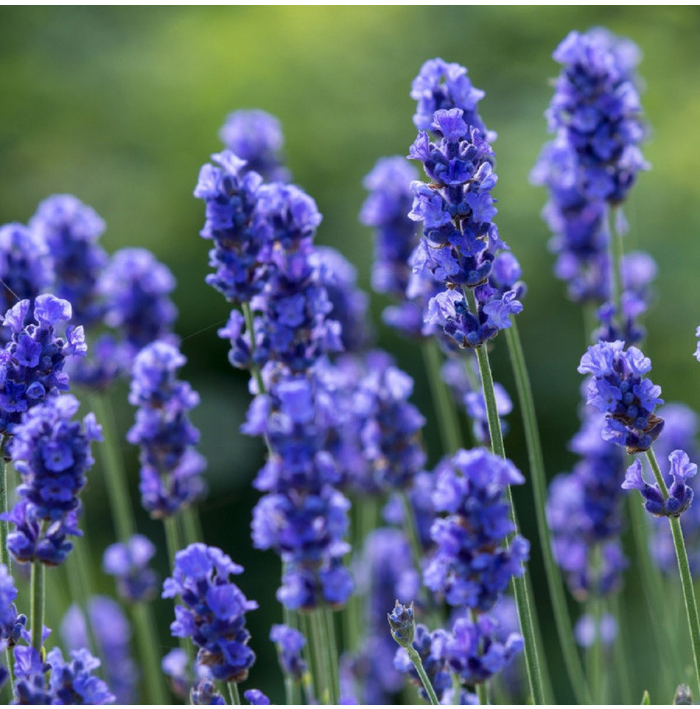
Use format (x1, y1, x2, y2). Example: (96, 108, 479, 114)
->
(406, 645, 440, 705)
(646, 448, 700, 695)
(89, 394, 136, 541)
(227, 682, 241, 705)
(627, 494, 679, 692)
(399, 490, 425, 578)
(89, 392, 169, 704)
(610, 594, 633, 703)
(589, 547, 604, 703)
(241, 303, 267, 396)
(464, 286, 547, 705)
(308, 609, 332, 704)
(0, 437, 9, 571)
(323, 607, 340, 705)
(30, 561, 45, 652)
(504, 322, 592, 703)
(132, 602, 169, 704)
(421, 340, 462, 454)
(181, 505, 203, 546)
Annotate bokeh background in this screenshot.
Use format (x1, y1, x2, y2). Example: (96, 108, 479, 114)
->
(1, 5, 700, 703)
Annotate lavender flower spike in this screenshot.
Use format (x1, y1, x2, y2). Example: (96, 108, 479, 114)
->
(0, 295, 86, 435)
(578, 340, 664, 452)
(103, 533, 159, 602)
(5, 394, 101, 566)
(162, 543, 258, 683)
(127, 341, 206, 518)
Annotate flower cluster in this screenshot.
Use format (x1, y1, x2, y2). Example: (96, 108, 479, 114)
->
(624, 450, 697, 518)
(103, 534, 159, 602)
(424, 448, 529, 611)
(444, 614, 523, 686)
(578, 340, 664, 452)
(547, 407, 627, 599)
(127, 341, 206, 518)
(219, 109, 290, 183)
(245, 370, 352, 609)
(163, 543, 257, 683)
(546, 29, 648, 205)
(0, 295, 86, 434)
(29, 194, 108, 329)
(408, 105, 523, 348)
(0, 222, 53, 340)
(13, 645, 115, 704)
(410, 57, 492, 140)
(531, 29, 648, 306)
(6, 394, 101, 566)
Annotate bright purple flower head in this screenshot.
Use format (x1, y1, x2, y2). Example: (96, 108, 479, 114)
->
(424, 448, 529, 611)
(219, 109, 290, 183)
(127, 341, 206, 518)
(244, 689, 270, 705)
(444, 614, 523, 686)
(0, 563, 26, 647)
(46, 646, 116, 704)
(6, 394, 101, 566)
(579, 340, 664, 452)
(410, 58, 491, 140)
(163, 543, 258, 683)
(0, 295, 86, 434)
(30, 194, 108, 328)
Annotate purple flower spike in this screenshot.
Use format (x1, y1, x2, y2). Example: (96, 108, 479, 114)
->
(5, 395, 100, 566)
(270, 624, 307, 680)
(163, 543, 257, 684)
(424, 448, 528, 611)
(623, 450, 697, 518)
(128, 341, 206, 518)
(579, 340, 664, 453)
(244, 689, 271, 705)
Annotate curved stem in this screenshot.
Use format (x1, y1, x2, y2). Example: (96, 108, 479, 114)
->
(406, 646, 440, 705)
(646, 448, 700, 695)
(30, 561, 45, 652)
(464, 287, 548, 705)
(421, 340, 462, 454)
(504, 322, 592, 703)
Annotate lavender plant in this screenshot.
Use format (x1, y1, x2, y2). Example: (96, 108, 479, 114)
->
(1, 21, 699, 708)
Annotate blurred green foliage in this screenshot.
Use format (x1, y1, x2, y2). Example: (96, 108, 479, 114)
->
(2, 6, 700, 703)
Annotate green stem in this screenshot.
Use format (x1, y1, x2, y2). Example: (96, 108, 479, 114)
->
(610, 594, 633, 703)
(30, 561, 45, 652)
(308, 609, 332, 704)
(627, 493, 678, 693)
(89, 394, 136, 541)
(464, 288, 547, 705)
(646, 448, 700, 695)
(0, 437, 9, 572)
(89, 392, 169, 704)
(421, 340, 462, 454)
(241, 303, 267, 396)
(323, 607, 340, 704)
(504, 322, 592, 704)
(406, 645, 440, 705)
(132, 602, 169, 704)
(589, 547, 603, 703)
(227, 682, 241, 705)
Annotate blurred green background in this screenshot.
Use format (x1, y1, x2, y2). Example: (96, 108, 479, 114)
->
(2, 5, 700, 703)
